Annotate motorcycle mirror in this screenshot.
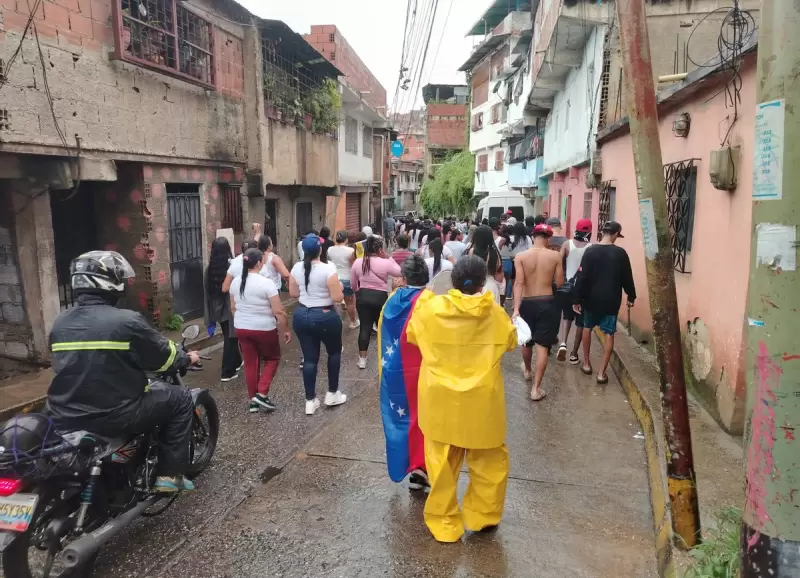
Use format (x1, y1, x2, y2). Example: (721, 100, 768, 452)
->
(181, 324, 200, 340)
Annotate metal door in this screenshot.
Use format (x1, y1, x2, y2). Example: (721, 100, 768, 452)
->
(345, 193, 361, 232)
(296, 201, 313, 239)
(167, 185, 204, 320)
(50, 187, 97, 310)
(264, 199, 278, 251)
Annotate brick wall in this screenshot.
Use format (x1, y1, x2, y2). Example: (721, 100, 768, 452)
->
(0, 0, 246, 161)
(0, 190, 34, 365)
(93, 162, 242, 325)
(426, 103, 467, 148)
(304, 24, 387, 113)
(398, 133, 425, 163)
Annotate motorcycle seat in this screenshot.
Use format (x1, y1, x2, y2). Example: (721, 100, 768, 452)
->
(60, 430, 127, 458)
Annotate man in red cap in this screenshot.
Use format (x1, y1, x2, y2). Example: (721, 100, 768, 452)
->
(556, 218, 593, 364)
(512, 223, 564, 401)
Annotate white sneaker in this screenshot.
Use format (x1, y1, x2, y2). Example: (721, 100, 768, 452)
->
(305, 398, 321, 416)
(372, 323, 378, 332)
(357, 357, 367, 369)
(349, 319, 361, 330)
(324, 390, 347, 407)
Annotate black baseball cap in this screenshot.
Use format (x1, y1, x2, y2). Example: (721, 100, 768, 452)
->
(488, 217, 501, 230)
(546, 217, 561, 227)
(601, 221, 625, 238)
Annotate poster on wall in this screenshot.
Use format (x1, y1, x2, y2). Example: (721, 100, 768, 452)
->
(752, 99, 785, 201)
(638, 198, 658, 261)
(216, 228, 234, 251)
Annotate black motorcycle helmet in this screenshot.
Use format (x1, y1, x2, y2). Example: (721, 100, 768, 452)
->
(70, 250, 135, 298)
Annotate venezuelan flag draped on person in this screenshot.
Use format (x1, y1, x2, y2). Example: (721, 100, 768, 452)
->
(378, 285, 426, 484)
(378, 254, 431, 490)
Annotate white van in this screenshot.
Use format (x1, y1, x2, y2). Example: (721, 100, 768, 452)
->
(475, 194, 536, 223)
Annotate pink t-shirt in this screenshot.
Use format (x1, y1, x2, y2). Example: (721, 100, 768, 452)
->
(351, 257, 402, 292)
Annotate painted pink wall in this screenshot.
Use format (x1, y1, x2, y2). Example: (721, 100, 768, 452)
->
(546, 166, 598, 235)
(598, 55, 757, 400)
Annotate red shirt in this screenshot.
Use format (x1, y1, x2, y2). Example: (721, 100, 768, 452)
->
(391, 249, 412, 267)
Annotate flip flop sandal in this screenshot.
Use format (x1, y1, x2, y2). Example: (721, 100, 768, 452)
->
(580, 366, 593, 375)
(530, 389, 547, 401)
(596, 374, 609, 384)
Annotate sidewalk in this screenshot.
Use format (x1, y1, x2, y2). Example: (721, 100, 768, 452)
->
(158, 336, 657, 577)
(606, 328, 744, 575)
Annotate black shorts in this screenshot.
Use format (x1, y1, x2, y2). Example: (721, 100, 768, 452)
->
(557, 291, 583, 326)
(519, 296, 561, 348)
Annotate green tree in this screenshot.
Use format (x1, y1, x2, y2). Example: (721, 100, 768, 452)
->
(419, 151, 476, 218)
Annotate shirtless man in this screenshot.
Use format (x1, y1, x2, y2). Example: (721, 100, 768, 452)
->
(512, 223, 564, 401)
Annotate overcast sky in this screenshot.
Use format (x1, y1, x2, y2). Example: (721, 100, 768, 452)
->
(236, 0, 490, 112)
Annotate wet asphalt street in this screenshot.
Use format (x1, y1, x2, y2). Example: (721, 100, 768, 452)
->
(67, 313, 653, 577)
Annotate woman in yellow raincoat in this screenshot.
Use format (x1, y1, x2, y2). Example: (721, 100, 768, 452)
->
(406, 255, 517, 543)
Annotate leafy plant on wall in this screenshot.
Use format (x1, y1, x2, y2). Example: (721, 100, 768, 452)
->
(419, 151, 476, 218)
(303, 78, 343, 134)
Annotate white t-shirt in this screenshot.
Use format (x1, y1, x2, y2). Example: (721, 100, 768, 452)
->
(297, 241, 304, 261)
(230, 274, 279, 331)
(227, 255, 271, 281)
(327, 245, 355, 281)
(425, 257, 453, 282)
(445, 240, 467, 261)
(291, 261, 338, 307)
(419, 244, 453, 260)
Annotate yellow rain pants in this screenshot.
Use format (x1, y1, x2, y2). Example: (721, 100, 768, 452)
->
(423, 438, 510, 543)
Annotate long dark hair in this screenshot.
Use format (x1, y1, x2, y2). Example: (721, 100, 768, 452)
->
(240, 248, 263, 298)
(511, 221, 530, 250)
(500, 225, 512, 248)
(468, 225, 500, 274)
(319, 227, 331, 263)
(303, 242, 321, 290)
(257, 235, 272, 253)
(362, 235, 383, 275)
(429, 237, 444, 276)
(207, 237, 232, 297)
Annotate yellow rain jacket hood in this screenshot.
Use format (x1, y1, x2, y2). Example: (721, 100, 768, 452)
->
(406, 289, 516, 449)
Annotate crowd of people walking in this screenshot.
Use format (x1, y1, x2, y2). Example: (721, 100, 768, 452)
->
(204, 210, 636, 544)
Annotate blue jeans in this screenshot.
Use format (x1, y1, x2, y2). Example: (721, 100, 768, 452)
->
(292, 305, 343, 400)
(502, 258, 514, 298)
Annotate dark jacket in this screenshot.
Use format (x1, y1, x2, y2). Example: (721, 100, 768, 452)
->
(47, 294, 189, 426)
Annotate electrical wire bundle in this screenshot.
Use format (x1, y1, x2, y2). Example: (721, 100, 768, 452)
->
(687, 0, 757, 146)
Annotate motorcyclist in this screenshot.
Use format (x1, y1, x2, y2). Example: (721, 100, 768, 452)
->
(47, 251, 200, 493)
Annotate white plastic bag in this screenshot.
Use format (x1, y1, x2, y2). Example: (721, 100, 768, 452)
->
(513, 316, 532, 347)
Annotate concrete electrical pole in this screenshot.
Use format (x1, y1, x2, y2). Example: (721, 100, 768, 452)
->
(615, 0, 701, 548)
(740, 0, 800, 575)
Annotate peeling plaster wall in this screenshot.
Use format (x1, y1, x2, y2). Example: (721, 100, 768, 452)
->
(0, 0, 246, 162)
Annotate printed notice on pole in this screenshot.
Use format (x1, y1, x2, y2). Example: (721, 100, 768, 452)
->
(753, 99, 785, 200)
(638, 198, 658, 261)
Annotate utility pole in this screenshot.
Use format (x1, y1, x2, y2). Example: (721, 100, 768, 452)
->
(615, 0, 700, 548)
(741, 0, 800, 575)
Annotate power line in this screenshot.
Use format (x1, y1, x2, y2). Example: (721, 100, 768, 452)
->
(424, 0, 453, 86)
(401, 0, 439, 139)
(396, 0, 436, 124)
(395, 0, 431, 115)
(390, 0, 414, 114)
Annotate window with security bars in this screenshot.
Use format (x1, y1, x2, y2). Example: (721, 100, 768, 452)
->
(345, 117, 358, 154)
(115, 0, 214, 87)
(665, 159, 698, 273)
(596, 36, 612, 130)
(221, 185, 243, 233)
(362, 125, 373, 158)
(597, 182, 615, 240)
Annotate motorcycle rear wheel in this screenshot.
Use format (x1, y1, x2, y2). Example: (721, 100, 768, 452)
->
(185, 390, 219, 478)
(2, 491, 97, 578)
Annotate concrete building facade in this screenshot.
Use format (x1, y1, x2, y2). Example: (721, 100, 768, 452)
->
(304, 24, 391, 235)
(0, 0, 342, 377)
(597, 49, 758, 434)
(461, 1, 533, 200)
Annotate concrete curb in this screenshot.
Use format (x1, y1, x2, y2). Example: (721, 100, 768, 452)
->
(594, 327, 676, 578)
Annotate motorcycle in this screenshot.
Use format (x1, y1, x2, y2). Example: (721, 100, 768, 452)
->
(0, 325, 219, 578)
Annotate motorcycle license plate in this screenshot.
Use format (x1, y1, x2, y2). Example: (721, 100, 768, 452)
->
(0, 493, 38, 533)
